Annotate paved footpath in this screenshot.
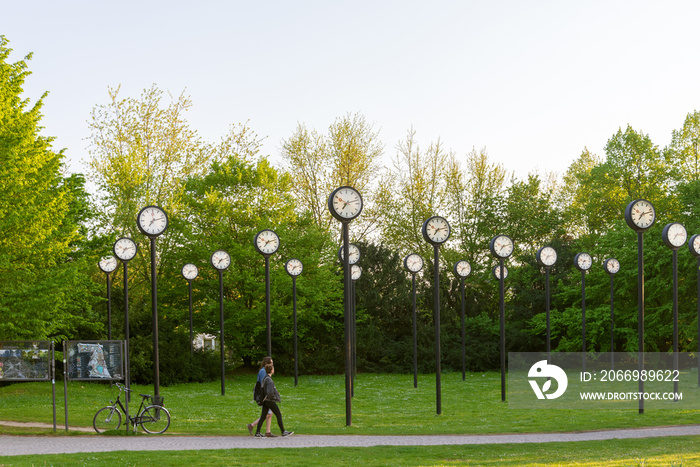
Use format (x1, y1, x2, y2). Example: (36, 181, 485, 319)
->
(2, 425, 700, 456)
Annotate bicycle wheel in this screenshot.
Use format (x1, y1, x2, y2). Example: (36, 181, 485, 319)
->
(139, 405, 170, 434)
(93, 406, 122, 433)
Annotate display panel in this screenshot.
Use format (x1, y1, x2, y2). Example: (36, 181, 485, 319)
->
(65, 340, 123, 381)
(0, 341, 52, 381)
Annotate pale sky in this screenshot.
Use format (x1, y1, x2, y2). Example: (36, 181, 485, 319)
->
(3, 1, 700, 182)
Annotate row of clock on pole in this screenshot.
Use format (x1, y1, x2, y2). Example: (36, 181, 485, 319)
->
(98, 197, 694, 279)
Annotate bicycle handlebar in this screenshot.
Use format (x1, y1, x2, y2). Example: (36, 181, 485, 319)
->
(114, 382, 132, 392)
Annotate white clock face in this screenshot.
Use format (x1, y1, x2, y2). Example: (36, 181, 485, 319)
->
(351, 264, 362, 281)
(629, 200, 655, 230)
(182, 263, 199, 280)
(286, 258, 303, 276)
(454, 260, 471, 278)
(424, 216, 450, 244)
(137, 206, 168, 236)
(404, 253, 423, 273)
(338, 244, 360, 265)
(99, 256, 118, 273)
(493, 264, 508, 280)
(537, 246, 557, 267)
(211, 250, 231, 270)
(692, 235, 700, 256)
(255, 229, 280, 255)
(605, 258, 620, 274)
(491, 235, 514, 258)
(330, 187, 363, 220)
(114, 237, 137, 261)
(665, 223, 687, 248)
(576, 253, 592, 271)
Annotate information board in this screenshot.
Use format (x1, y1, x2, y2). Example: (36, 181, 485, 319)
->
(65, 340, 123, 381)
(0, 341, 52, 381)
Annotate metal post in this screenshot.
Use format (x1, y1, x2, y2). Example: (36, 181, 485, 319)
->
(123, 262, 130, 402)
(150, 237, 160, 401)
(189, 280, 194, 355)
(293, 275, 298, 387)
(62, 341, 68, 432)
(460, 277, 466, 381)
(51, 342, 56, 433)
(343, 223, 352, 426)
(412, 272, 418, 389)
(582, 269, 586, 373)
(266, 255, 272, 357)
(499, 259, 505, 402)
(107, 273, 112, 340)
(219, 269, 225, 396)
(123, 261, 130, 430)
(697, 256, 700, 387)
(352, 279, 356, 397)
(673, 249, 679, 399)
(434, 244, 442, 414)
(610, 273, 615, 370)
(545, 268, 551, 359)
(638, 231, 644, 414)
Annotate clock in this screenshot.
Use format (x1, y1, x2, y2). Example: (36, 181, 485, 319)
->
(210, 250, 231, 270)
(624, 199, 656, 232)
(328, 186, 363, 222)
(604, 258, 620, 275)
(98, 256, 118, 274)
(536, 246, 557, 267)
(689, 234, 700, 257)
(662, 222, 687, 250)
(254, 229, 280, 256)
(285, 258, 303, 277)
(113, 237, 137, 262)
(490, 235, 514, 259)
(136, 206, 169, 237)
(422, 216, 451, 245)
(182, 263, 199, 281)
(404, 253, 423, 273)
(454, 260, 471, 278)
(574, 252, 593, 271)
(338, 243, 360, 265)
(351, 264, 362, 281)
(492, 264, 508, 280)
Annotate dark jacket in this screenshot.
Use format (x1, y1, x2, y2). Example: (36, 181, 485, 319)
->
(262, 375, 281, 402)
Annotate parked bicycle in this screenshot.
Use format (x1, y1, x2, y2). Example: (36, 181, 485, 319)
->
(93, 382, 171, 434)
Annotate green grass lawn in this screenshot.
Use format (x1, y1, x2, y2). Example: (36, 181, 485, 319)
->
(1, 371, 699, 465)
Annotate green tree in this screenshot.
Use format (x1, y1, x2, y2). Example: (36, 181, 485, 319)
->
(0, 37, 100, 340)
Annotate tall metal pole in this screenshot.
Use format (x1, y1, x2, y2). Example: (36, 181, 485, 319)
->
(219, 269, 225, 396)
(434, 244, 442, 414)
(610, 273, 614, 370)
(412, 272, 418, 389)
(638, 231, 644, 414)
(189, 280, 194, 355)
(460, 277, 466, 381)
(581, 269, 586, 373)
(697, 256, 700, 387)
(352, 278, 356, 397)
(673, 249, 679, 399)
(123, 261, 131, 413)
(150, 237, 160, 401)
(293, 275, 298, 387)
(107, 273, 112, 340)
(343, 222, 352, 426)
(499, 258, 505, 402)
(545, 268, 550, 359)
(265, 256, 272, 357)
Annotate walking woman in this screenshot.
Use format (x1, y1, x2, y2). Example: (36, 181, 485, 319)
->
(255, 362, 293, 438)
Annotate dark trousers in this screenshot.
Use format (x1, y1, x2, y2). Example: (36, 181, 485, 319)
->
(256, 400, 284, 434)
